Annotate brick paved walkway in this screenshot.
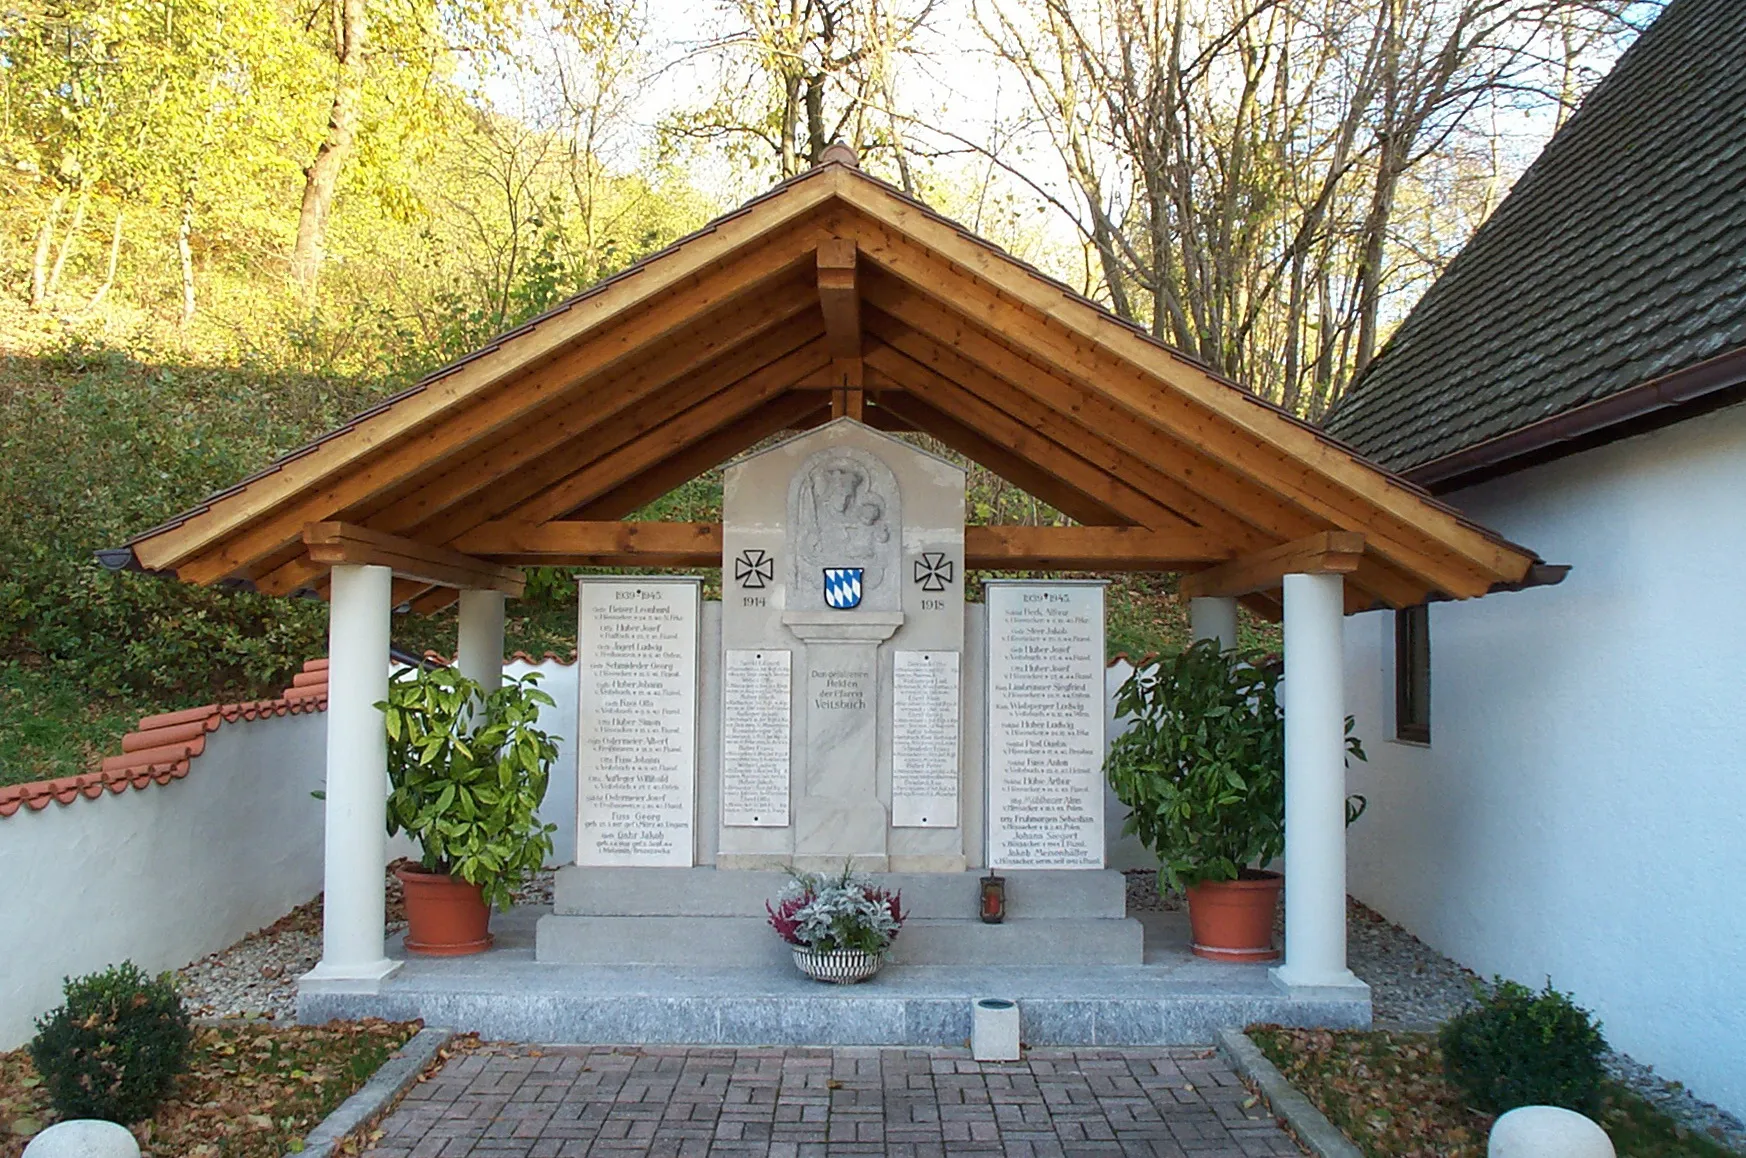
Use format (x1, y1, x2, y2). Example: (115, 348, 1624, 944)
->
(362, 1045, 1305, 1158)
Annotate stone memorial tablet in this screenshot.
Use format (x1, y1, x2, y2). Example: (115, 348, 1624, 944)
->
(985, 582, 1106, 869)
(722, 648, 792, 827)
(892, 650, 960, 828)
(576, 578, 700, 867)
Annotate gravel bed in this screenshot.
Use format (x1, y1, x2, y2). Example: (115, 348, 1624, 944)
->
(175, 865, 553, 1023)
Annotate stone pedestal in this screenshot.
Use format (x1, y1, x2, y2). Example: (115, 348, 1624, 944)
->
(786, 613, 902, 870)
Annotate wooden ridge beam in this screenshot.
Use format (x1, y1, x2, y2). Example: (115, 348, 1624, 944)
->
(1178, 532, 1365, 600)
(301, 522, 525, 596)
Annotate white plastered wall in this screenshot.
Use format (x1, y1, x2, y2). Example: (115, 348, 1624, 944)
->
(0, 712, 328, 1048)
(1343, 401, 1746, 1116)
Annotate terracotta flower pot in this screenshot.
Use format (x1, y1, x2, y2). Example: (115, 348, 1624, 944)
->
(397, 865, 493, 956)
(1185, 870, 1282, 962)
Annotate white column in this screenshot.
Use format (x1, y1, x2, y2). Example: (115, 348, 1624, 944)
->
(303, 564, 399, 988)
(1272, 571, 1360, 989)
(456, 589, 508, 693)
(1188, 596, 1239, 650)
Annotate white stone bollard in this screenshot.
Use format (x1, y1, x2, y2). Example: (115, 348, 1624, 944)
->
(972, 997, 1021, 1062)
(1488, 1105, 1615, 1158)
(21, 1119, 141, 1158)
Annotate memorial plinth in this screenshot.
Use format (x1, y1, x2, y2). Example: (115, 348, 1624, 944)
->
(537, 419, 1142, 969)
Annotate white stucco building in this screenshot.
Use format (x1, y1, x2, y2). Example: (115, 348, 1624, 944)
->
(1324, 0, 1746, 1117)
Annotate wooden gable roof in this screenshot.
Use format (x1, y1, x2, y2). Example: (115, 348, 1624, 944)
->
(116, 155, 1548, 616)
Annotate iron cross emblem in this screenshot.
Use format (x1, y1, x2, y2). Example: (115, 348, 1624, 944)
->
(734, 549, 774, 590)
(914, 552, 955, 592)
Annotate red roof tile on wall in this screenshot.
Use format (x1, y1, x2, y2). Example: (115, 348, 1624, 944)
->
(0, 659, 331, 819)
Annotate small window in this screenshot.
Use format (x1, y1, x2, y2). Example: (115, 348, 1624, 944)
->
(1395, 604, 1431, 743)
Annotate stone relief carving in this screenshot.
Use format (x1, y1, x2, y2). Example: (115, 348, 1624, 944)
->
(786, 446, 902, 612)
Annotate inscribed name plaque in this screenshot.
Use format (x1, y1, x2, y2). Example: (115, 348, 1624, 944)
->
(576, 578, 700, 867)
(722, 649, 792, 827)
(892, 651, 960, 828)
(985, 581, 1106, 869)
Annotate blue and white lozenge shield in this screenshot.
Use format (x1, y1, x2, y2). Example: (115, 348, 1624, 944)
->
(823, 567, 864, 609)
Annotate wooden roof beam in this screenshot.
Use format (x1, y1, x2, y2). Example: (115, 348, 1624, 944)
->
(448, 521, 1226, 571)
(817, 239, 861, 359)
(1178, 532, 1365, 600)
(818, 240, 863, 420)
(301, 522, 525, 596)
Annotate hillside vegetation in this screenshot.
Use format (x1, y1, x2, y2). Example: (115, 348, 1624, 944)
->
(0, 0, 1642, 784)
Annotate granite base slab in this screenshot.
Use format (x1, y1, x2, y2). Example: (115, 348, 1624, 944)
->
(299, 905, 1370, 1046)
(534, 914, 1145, 965)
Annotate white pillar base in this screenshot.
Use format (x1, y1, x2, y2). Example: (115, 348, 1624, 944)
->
(1270, 962, 1366, 991)
(298, 956, 402, 994)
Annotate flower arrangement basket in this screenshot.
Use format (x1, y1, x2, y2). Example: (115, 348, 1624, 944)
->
(767, 865, 906, 985)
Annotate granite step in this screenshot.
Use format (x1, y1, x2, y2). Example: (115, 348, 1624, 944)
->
(553, 866, 1127, 921)
(534, 914, 1145, 966)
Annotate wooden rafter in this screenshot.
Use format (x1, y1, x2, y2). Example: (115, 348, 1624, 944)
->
(1178, 532, 1365, 599)
(864, 352, 1201, 532)
(869, 389, 1130, 527)
(157, 221, 833, 582)
(252, 329, 830, 597)
(358, 297, 823, 537)
(575, 394, 830, 521)
(841, 209, 1527, 595)
(301, 523, 525, 595)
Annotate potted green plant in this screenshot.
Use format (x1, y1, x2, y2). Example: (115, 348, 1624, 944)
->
(379, 664, 560, 956)
(1105, 638, 1365, 961)
(766, 865, 906, 984)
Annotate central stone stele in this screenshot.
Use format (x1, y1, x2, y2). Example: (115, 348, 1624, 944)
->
(535, 418, 1144, 968)
(718, 420, 965, 873)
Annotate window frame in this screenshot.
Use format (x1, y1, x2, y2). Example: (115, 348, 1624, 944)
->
(1394, 603, 1431, 744)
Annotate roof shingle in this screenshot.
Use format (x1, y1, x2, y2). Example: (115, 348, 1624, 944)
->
(1323, 0, 1746, 471)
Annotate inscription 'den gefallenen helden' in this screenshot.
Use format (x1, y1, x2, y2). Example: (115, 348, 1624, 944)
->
(576, 580, 698, 867)
(721, 649, 792, 827)
(986, 584, 1105, 869)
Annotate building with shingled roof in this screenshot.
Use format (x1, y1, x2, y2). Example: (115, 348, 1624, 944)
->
(1323, 0, 1746, 1117)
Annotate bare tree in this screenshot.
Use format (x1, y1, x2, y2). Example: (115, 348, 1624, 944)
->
(971, 0, 1649, 416)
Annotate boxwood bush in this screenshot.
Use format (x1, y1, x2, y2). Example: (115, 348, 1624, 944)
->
(1439, 978, 1607, 1114)
(28, 961, 193, 1123)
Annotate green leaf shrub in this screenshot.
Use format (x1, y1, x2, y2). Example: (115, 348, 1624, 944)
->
(1104, 639, 1365, 891)
(28, 961, 192, 1124)
(1439, 978, 1608, 1114)
(380, 665, 561, 910)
